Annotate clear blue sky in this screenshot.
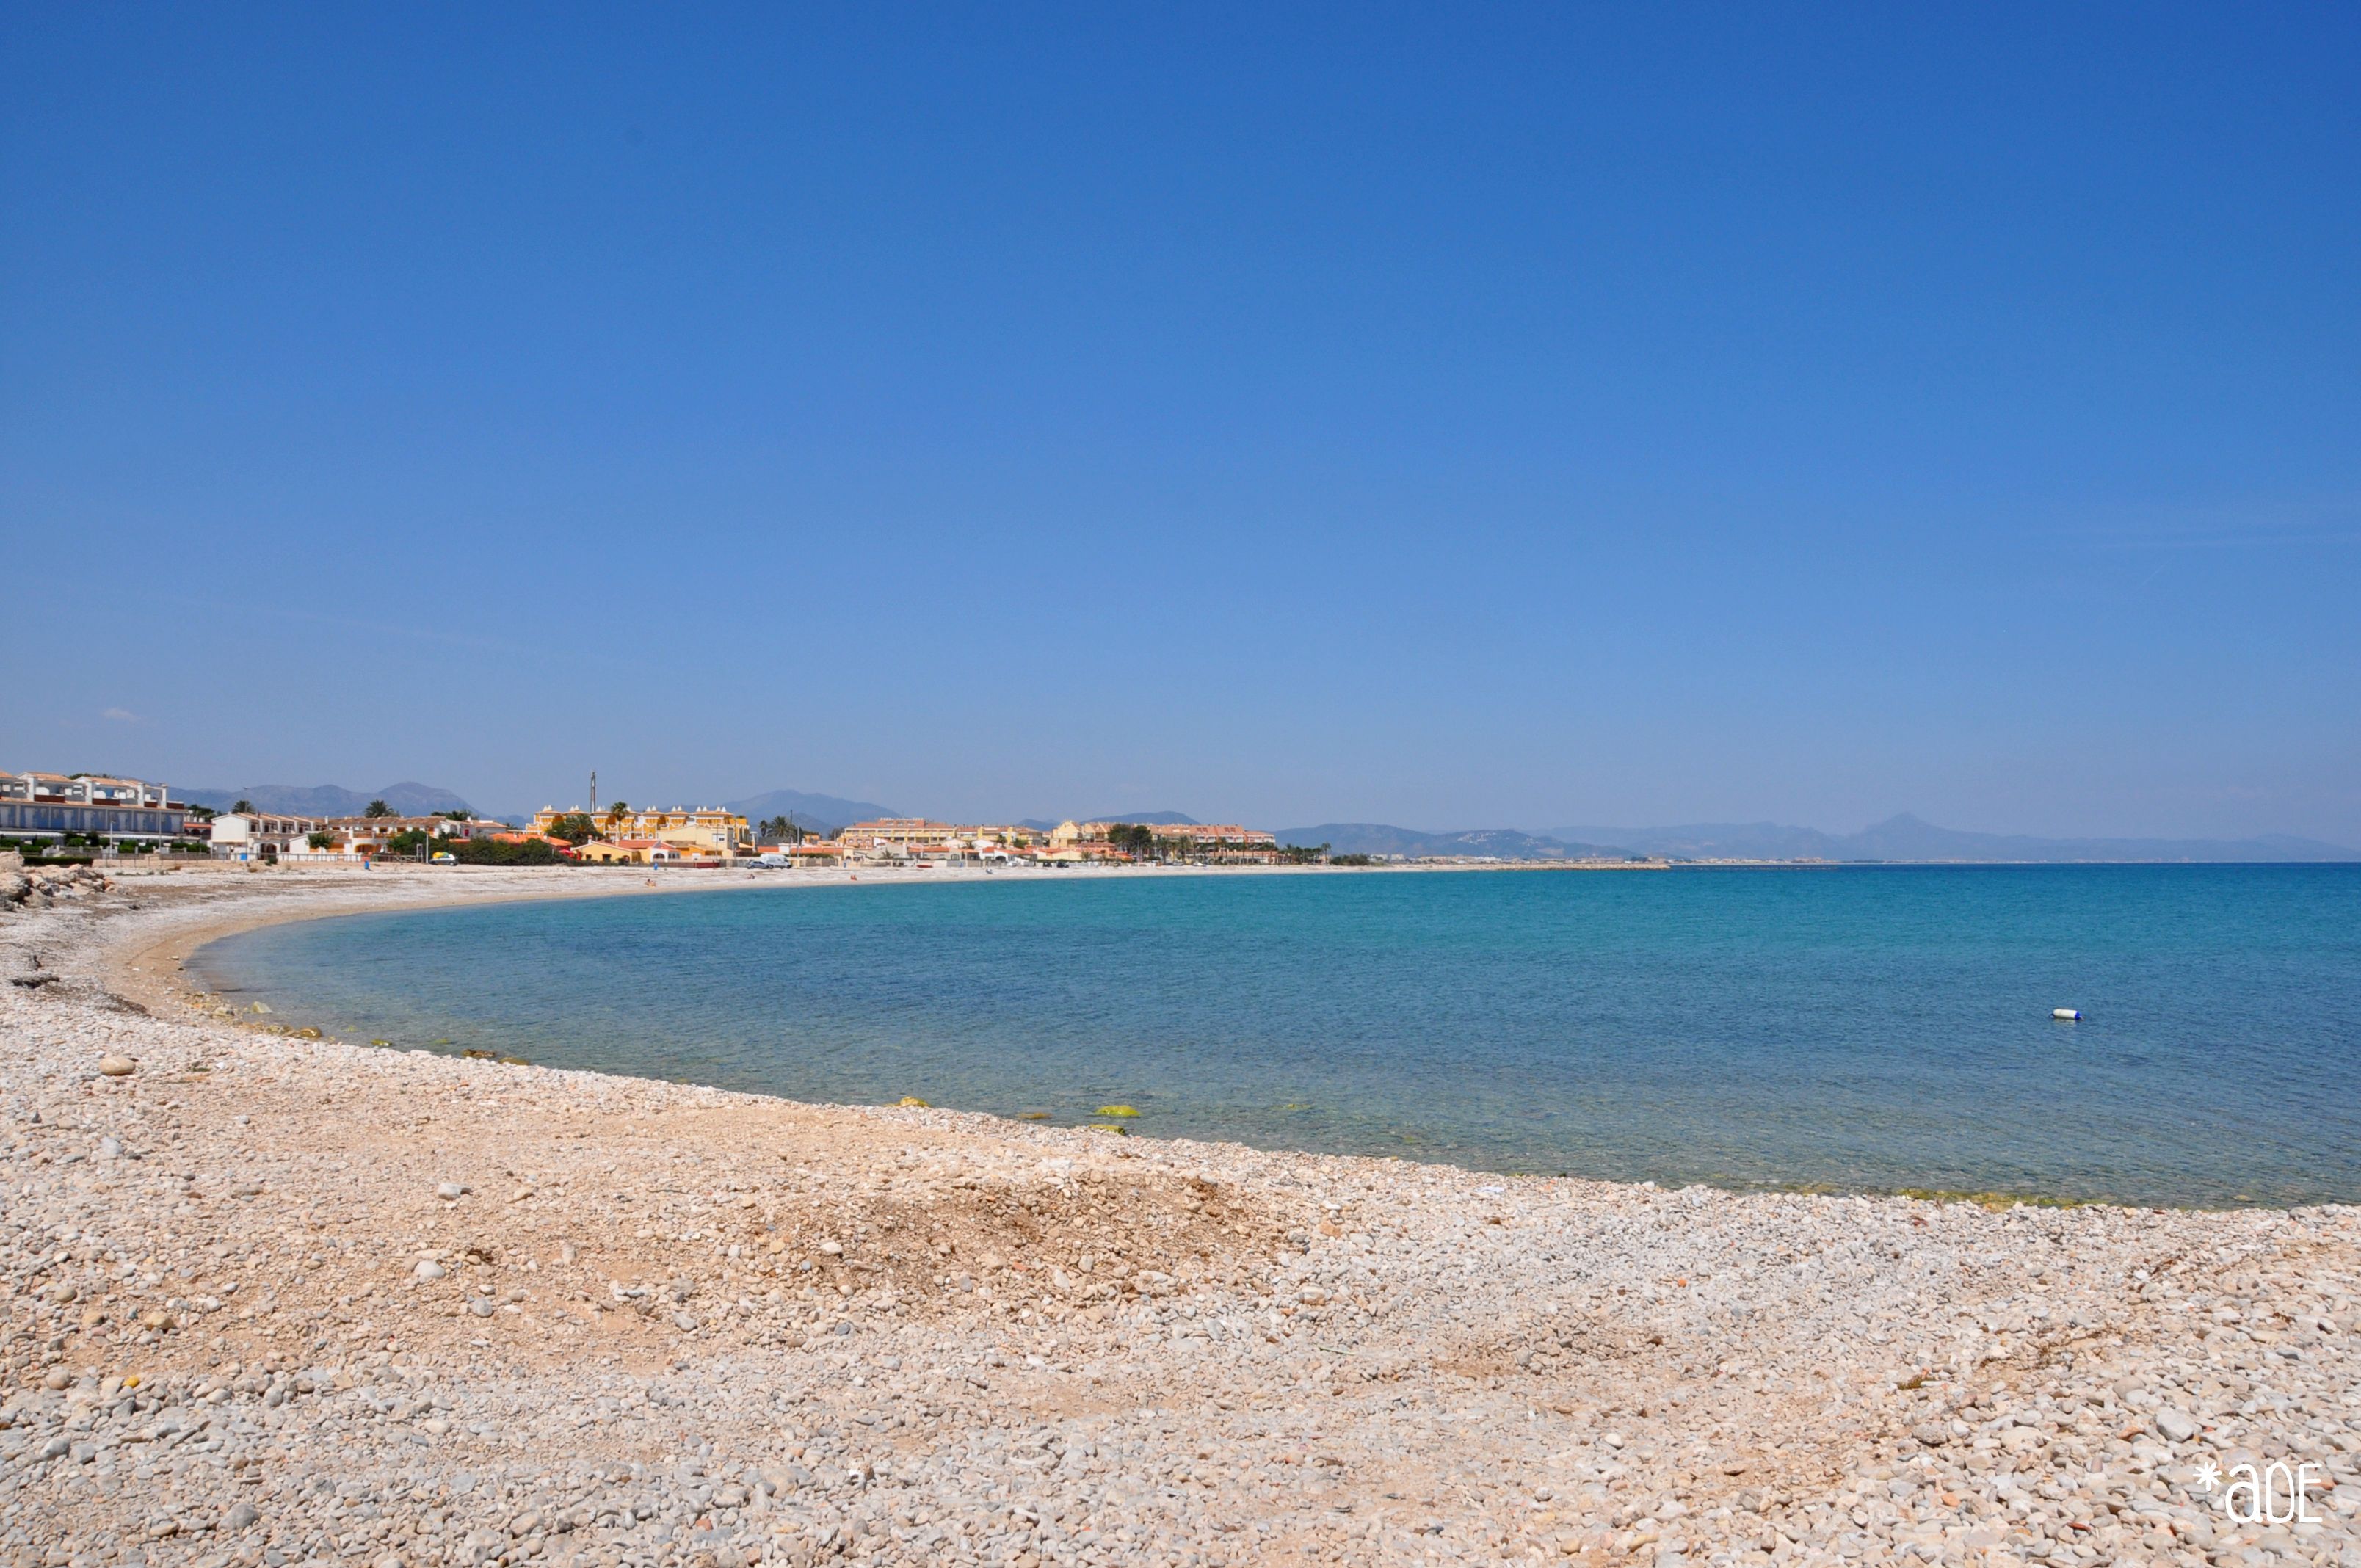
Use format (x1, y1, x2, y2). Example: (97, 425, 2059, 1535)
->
(6, 4, 2357, 838)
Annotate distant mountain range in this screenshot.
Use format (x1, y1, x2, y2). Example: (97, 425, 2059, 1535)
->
(1276, 823, 1637, 860)
(722, 788, 900, 836)
(1544, 813, 2361, 863)
(1276, 812, 2359, 863)
(181, 781, 474, 818)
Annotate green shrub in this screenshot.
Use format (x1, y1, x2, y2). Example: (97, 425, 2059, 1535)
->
(541, 813, 598, 844)
(449, 836, 561, 866)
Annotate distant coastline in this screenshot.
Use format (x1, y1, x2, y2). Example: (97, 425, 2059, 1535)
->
(1285, 811, 2361, 864)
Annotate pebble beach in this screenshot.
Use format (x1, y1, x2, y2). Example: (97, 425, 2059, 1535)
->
(2, 862, 2356, 1568)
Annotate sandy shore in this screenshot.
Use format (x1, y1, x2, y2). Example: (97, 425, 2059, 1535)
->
(95, 860, 1167, 1019)
(1, 864, 2356, 1568)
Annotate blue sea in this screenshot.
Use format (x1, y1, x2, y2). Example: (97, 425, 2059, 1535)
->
(191, 866, 2361, 1207)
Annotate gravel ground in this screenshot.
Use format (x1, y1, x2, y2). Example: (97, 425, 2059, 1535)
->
(1, 864, 2356, 1568)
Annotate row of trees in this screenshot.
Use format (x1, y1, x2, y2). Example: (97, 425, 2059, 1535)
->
(541, 812, 598, 844)
(304, 825, 559, 865)
(1106, 824, 1357, 863)
(1117, 832, 1366, 866)
(443, 836, 560, 865)
(239, 798, 451, 821)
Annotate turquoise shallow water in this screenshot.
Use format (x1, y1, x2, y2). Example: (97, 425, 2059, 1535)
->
(193, 865, 2361, 1205)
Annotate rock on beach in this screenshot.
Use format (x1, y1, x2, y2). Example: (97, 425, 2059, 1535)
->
(0, 860, 2354, 1567)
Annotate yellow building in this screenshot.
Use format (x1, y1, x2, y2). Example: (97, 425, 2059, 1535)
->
(530, 805, 750, 857)
(840, 818, 960, 853)
(1147, 822, 1277, 849)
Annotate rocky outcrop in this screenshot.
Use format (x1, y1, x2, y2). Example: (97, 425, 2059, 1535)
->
(2, 857, 112, 912)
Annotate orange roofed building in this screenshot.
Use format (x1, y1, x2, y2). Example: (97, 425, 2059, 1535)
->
(529, 805, 750, 859)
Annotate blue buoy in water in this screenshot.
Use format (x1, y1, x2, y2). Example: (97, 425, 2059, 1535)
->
(2053, 1007, 2082, 1021)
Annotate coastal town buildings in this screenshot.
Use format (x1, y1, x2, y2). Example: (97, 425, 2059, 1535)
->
(529, 805, 752, 858)
(0, 771, 188, 843)
(544, 810, 1287, 866)
(0, 766, 1302, 868)
(1147, 822, 1277, 850)
(1042, 819, 1283, 863)
(1147, 823, 1283, 864)
(310, 815, 511, 859)
(570, 837, 690, 865)
(208, 810, 317, 860)
(837, 819, 1042, 859)
(819, 818, 1283, 865)
(838, 818, 951, 854)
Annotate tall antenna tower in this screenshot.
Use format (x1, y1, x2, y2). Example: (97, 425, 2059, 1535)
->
(590, 770, 598, 814)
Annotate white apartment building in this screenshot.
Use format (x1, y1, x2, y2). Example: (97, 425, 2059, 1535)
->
(208, 812, 319, 860)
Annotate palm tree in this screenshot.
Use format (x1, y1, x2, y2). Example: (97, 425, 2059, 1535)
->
(363, 799, 394, 819)
(604, 802, 631, 842)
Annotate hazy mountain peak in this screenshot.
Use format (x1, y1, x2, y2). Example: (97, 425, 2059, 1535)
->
(1548, 815, 2360, 863)
(181, 782, 474, 817)
(1277, 823, 1635, 860)
(721, 788, 900, 836)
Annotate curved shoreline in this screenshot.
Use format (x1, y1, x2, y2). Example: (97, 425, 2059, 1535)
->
(153, 864, 2354, 1214)
(108, 859, 1280, 1021)
(3, 866, 2357, 1564)
(107, 855, 1661, 1025)
(108, 864, 693, 1016)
